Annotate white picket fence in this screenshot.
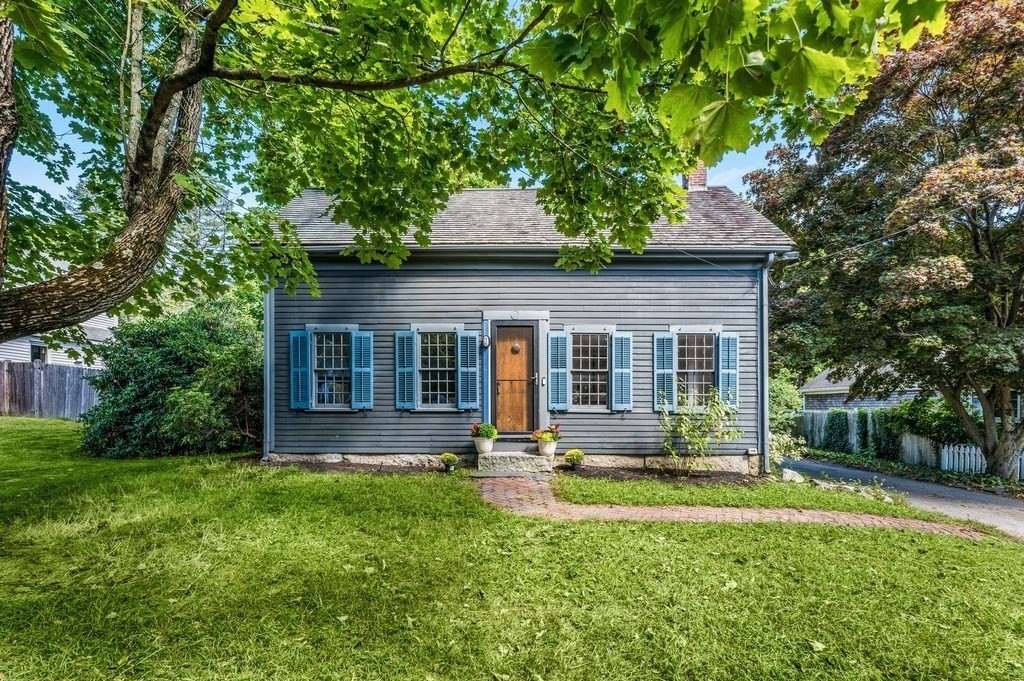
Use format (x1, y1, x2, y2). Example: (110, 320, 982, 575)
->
(939, 443, 1024, 481)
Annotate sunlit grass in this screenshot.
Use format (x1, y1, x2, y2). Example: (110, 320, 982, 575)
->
(2, 417, 1023, 679)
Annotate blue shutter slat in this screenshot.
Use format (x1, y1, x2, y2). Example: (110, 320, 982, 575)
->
(548, 332, 569, 411)
(350, 331, 374, 410)
(289, 330, 310, 410)
(653, 333, 676, 413)
(395, 331, 416, 410)
(456, 331, 480, 410)
(611, 332, 633, 411)
(719, 332, 739, 408)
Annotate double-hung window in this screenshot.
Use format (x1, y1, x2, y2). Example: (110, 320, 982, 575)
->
(654, 329, 739, 412)
(676, 333, 716, 407)
(313, 331, 351, 408)
(571, 333, 610, 408)
(548, 327, 632, 412)
(289, 325, 373, 411)
(418, 331, 458, 407)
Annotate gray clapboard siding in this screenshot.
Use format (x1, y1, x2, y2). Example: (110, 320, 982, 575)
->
(271, 258, 763, 457)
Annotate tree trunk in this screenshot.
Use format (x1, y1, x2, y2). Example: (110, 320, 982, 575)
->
(0, 16, 19, 290)
(985, 426, 1024, 479)
(0, 193, 182, 343)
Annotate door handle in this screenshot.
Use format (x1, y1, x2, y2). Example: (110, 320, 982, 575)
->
(531, 373, 539, 384)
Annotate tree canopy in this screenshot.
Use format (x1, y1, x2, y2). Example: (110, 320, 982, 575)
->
(748, 0, 1024, 476)
(1, 0, 945, 346)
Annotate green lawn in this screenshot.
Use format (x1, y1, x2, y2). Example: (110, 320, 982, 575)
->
(2, 418, 1024, 680)
(552, 474, 952, 522)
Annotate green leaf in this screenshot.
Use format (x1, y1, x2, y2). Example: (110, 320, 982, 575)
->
(774, 46, 850, 103)
(694, 99, 756, 165)
(658, 84, 718, 140)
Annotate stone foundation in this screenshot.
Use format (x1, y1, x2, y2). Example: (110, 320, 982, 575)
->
(267, 451, 763, 474)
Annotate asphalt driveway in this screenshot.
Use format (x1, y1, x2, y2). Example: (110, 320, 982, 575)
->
(784, 458, 1024, 539)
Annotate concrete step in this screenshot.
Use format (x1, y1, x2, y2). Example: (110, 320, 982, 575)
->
(477, 451, 554, 473)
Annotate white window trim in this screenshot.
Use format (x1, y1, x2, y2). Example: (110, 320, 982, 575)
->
(568, 329, 613, 411)
(414, 328, 460, 411)
(670, 324, 722, 335)
(674, 330, 719, 409)
(305, 324, 360, 412)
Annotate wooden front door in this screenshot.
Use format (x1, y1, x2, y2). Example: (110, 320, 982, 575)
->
(495, 325, 535, 433)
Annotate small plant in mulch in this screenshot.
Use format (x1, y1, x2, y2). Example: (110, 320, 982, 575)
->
(658, 388, 742, 475)
(440, 452, 459, 472)
(564, 448, 585, 471)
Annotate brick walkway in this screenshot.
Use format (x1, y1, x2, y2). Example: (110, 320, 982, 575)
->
(477, 475, 987, 539)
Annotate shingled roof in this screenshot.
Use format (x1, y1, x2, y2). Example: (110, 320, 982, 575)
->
(278, 187, 794, 253)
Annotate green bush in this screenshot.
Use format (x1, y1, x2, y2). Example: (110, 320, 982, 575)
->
(870, 410, 902, 460)
(821, 409, 851, 454)
(82, 289, 262, 458)
(769, 371, 803, 434)
(886, 397, 977, 446)
(856, 408, 870, 451)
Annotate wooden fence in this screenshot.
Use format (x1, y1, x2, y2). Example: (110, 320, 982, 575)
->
(0, 360, 101, 420)
(940, 443, 1024, 481)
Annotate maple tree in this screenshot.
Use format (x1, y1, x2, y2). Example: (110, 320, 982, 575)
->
(1, 0, 944, 345)
(749, 0, 1024, 477)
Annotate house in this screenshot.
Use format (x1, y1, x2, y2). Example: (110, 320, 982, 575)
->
(0, 313, 116, 368)
(263, 169, 794, 473)
(800, 369, 1024, 430)
(798, 370, 921, 411)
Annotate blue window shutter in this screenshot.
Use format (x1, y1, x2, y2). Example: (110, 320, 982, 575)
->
(611, 332, 633, 411)
(289, 330, 310, 410)
(718, 332, 739, 408)
(548, 331, 569, 411)
(653, 333, 676, 413)
(456, 331, 480, 410)
(395, 331, 416, 410)
(350, 331, 374, 410)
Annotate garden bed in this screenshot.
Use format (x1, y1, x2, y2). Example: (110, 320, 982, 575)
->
(554, 464, 759, 487)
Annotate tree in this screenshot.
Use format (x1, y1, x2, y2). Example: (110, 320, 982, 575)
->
(1, 0, 944, 343)
(747, 0, 1024, 477)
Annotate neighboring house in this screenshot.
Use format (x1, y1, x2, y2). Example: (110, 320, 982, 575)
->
(263, 170, 794, 473)
(0, 313, 116, 369)
(801, 370, 1024, 426)
(799, 370, 920, 411)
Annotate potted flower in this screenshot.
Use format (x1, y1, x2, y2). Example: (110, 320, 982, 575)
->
(564, 448, 585, 471)
(531, 423, 562, 456)
(440, 452, 459, 473)
(470, 423, 498, 454)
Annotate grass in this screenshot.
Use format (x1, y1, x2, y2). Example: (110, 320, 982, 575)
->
(2, 417, 1024, 679)
(552, 474, 953, 522)
(808, 449, 1024, 500)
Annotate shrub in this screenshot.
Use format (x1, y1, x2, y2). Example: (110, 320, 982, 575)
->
(659, 388, 743, 473)
(856, 408, 870, 451)
(82, 289, 262, 458)
(769, 371, 803, 434)
(870, 410, 903, 460)
(886, 397, 977, 446)
(769, 431, 805, 467)
(564, 448, 585, 465)
(821, 409, 851, 454)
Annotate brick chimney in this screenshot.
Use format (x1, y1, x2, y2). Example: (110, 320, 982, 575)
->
(687, 160, 708, 191)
